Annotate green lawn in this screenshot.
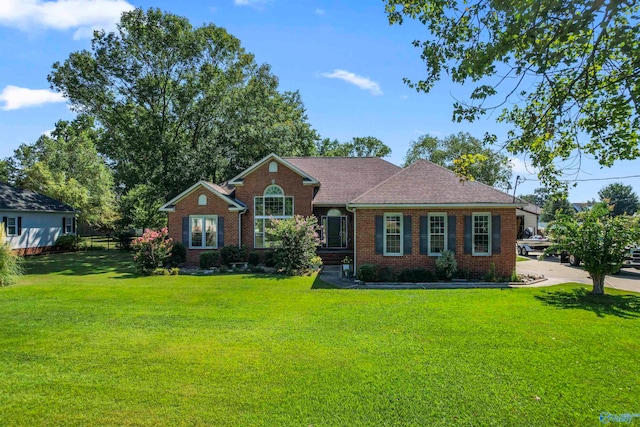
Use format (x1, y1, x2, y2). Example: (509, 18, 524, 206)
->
(1, 252, 639, 426)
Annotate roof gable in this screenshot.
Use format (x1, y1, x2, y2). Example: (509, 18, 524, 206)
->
(159, 181, 246, 212)
(228, 153, 319, 186)
(349, 159, 520, 206)
(0, 182, 75, 213)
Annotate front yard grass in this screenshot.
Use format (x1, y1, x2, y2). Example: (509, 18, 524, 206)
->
(1, 251, 639, 426)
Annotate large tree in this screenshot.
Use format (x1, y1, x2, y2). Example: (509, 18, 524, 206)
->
(385, 1, 640, 193)
(11, 117, 117, 228)
(404, 132, 512, 189)
(315, 136, 391, 157)
(598, 182, 639, 217)
(49, 8, 317, 200)
(546, 203, 640, 295)
(518, 187, 550, 208)
(540, 196, 575, 223)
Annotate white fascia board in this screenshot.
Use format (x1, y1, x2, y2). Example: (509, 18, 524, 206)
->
(347, 203, 524, 209)
(158, 181, 244, 212)
(228, 153, 320, 186)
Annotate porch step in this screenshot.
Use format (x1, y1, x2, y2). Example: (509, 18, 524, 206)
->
(317, 250, 353, 266)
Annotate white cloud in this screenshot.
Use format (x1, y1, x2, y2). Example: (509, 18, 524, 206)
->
(0, 85, 66, 110)
(510, 157, 536, 175)
(314, 8, 325, 16)
(234, 0, 271, 7)
(321, 69, 383, 96)
(0, 0, 134, 39)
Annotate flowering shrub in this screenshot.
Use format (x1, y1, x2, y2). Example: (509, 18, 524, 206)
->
(266, 215, 321, 275)
(131, 228, 173, 275)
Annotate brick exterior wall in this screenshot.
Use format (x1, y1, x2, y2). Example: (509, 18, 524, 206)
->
(167, 186, 240, 265)
(355, 208, 517, 278)
(234, 160, 315, 250)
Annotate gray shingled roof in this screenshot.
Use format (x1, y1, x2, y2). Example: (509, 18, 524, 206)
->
(0, 182, 75, 212)
(284, 157, 401, 205)
(349, 159, 516, 205)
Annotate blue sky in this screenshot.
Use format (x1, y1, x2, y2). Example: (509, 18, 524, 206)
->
(1, 0, 639, 202)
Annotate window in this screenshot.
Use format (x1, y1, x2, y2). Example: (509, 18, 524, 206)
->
(384, 213, 402, 256)
(473, 213, 491, 256)
(254, 185, 294, 248)
(190, 215, 217, 248)
(64, 218, 73, 234)
(198, 194, 207, 205)
(428, 213, 446, 255)
(269, 161, 278, 172)
(7, 217, 17, 236)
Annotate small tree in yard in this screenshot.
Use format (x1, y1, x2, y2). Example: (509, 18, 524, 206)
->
(0, 225, 23, 287)
(545, 203, 640, 295)
(267, 215, 321, 275)
(131, 227, 173, 276)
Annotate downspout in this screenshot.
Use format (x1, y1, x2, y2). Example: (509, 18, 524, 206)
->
(238, 208, 247, 248)
(345, 204, 356, 274)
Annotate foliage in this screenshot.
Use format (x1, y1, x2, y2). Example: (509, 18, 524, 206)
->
(49, 8, 318, 200)
(263, 251, 276, 268)
(541, 197, 575, 223)
(0, 225, 22, 287)
(376, 266, 396, 282)
(199, 251, 221, 270)
(54, 234, 84, 251)
(10, 117, 117, 228)
(598, 182, 639, 217)
(315, 136, 391, 157)
(357, 264, 377, 282)
(403, 133, 512, 189)
(114, 230, 136, 250)
(248, 251, 261, 267)
(397, 268, 436, 283)
(435, 250, 457, 280)
(169, 242, 187, 267)
(131, 228, 173, 276)
(220, 245, 247, 267)
(386, 0, 640, 194)
(118, 184, 167, 230)
(518, 188, 550, 208)
(484, 262, 497, 282)
(545, 203, 640, 294)
(266, 215, 321, 275)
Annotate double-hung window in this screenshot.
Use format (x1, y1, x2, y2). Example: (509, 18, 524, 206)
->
(472, 213, 491, 256)
(384, 213, 403, 256)
(190, 215, 217, 248)
(428, 213, 446, 255)
(6, 217, 17, 236)
(254, 185, 294, 248)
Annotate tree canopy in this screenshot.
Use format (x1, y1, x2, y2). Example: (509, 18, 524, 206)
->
(598, 182, 639, 216)
(540, 196, 575, 223)
(315, 136, 391, 157)
(404, 132, 512, 189)
(386, 0, 640, 193)
(49, 8, 318, 200)
(518, 187, 550, 208)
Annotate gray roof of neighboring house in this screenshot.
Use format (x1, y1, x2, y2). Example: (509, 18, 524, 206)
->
(0, 182, 75, 212)
(283, 157, 402, 205)
(349, 159, 517, 205)
(518, 203, 542, 215)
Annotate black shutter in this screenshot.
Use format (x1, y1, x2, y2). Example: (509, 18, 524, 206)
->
(17, 217, 22, 236)
(419, 216, 428, 254)
(464, 215, 472, 254)
(403, 215, 412, 255)
(72, 217, 76, 233)
(182, 217, 189, 246)
(217, 216, 224, 248)
(2, 216, 7, 233)
(447, 215, 456, 253)
(375, 215, 383, 254)
(62, 217, 66, 233)
(492, 215, 501, 254)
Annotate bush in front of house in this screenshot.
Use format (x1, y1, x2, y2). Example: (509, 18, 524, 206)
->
(168, 242, 186, 267)
(357, 264, 377, 282)
(131, 228, 173, 275)
(264, 251, 276, 267)
(55, 234, 84, 251)
(0, 225, 23, 287)
(436, 250, 457, 280)
(266, 215, 321, 275)
(199, 251, 221, 270)
(248, 251, 261, 267)
(397, 268, 436, 283)
(220, 245, 247, 267)
(376, 266, 396, 282)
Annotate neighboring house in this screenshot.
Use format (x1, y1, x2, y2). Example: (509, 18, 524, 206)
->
(516, 203, 541, 238)
(0, 182, 76, 255)
(160, 154, 522, 277)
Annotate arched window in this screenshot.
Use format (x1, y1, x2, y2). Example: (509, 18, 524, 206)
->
(327, 208, 342, 217)
(198, 194, 207, 205)
(269, 161, 278, 173)
(254, 185, 294, 248)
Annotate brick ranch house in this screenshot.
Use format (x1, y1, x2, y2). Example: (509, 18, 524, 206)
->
(160, 154, 522, 277)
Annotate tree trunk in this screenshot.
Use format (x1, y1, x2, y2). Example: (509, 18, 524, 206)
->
(591, 273, 605, 295)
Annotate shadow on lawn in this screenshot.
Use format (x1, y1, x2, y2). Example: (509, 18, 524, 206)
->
(24, 251, 135, 277)
(535, 288, 640, 318)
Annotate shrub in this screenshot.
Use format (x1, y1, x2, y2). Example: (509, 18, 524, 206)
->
(153, 267, 170, 276)
(168, 242, 187, 267)
(248, 251, 261, 267)
(199, 251, 221, 269)
(397, 268, 436, 283)
(131, 228, 173, 276)
(436, 250, 457, 280)
(484, 262, 497, 282)
(0, 226, 22, 287)
(264, 251, 276, 267)
(55, 234, 84, 251)
(376, 266, 396, 282)
(220, 245, 247, 266)
(357, 264, 377, 282)
(114, 230, 136, 250)
(266, 215, 321, 275)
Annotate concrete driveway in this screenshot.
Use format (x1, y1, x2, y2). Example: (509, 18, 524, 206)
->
(516, 254, 640, 293)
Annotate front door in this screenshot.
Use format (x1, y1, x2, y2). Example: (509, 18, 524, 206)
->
(322, 216, 347, 248)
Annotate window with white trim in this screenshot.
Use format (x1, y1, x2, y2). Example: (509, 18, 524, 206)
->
(64, 217, 73, 234)
(198, 194, 207, 205)
(190, 215, 218, 248)
(269, 161, 278, 172)
(6, 217, 17, 236)
(428, 213, 446, 255)
(384, 213, 403, 256)
(473, 213, 491, 256)
(254, 185, 294, 248)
